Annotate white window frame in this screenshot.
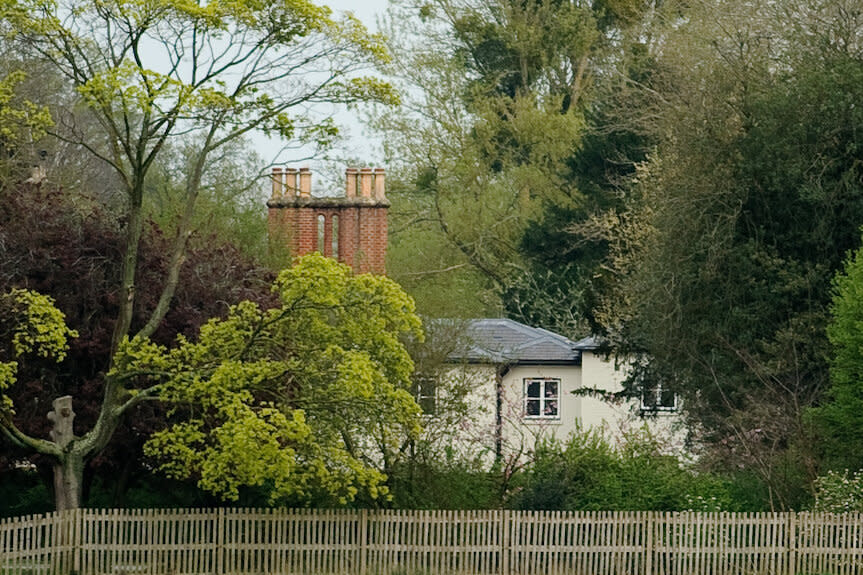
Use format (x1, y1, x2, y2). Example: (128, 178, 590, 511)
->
(640, 383, 678, 413)
(523, 378, 560, 420)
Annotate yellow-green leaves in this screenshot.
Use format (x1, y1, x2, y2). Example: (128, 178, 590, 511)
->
(9, 0, 392, 202)
(0, 71, 52, 147)
(109, 336, 171, 378)
(3, 289, 77, 361)
(144, 255, 424, 505)
(0, 361, 17, 414)
(0, 289, 76, 417)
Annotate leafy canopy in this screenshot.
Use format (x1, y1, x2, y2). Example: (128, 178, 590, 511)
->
(1, 256, 423, 504)
(0, 289, 78, 415)
(138, 255, 424, 504)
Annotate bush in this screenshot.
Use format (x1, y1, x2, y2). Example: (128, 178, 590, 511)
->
(812, 469, 863, 512)
(513, 426, 733, 511)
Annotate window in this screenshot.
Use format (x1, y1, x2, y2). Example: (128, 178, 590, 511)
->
(331, 215, 339, 259)
(413, 376, 437, 415)
(524, 378, 559, 419)
(316, 214, 326, 253)
(640, 383, 677, 413)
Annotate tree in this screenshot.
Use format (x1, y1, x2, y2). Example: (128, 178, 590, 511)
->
(0, 184, 277, 508)
(2, 255, 423, 506)
(373, 0, 661, 334)
(142, 255, 423, 505)
(812, 238, 863, 472)
(373, 0, 593, 319)
(592, 0, 863, 508)
(0, 0, 395, 510)
(0, 68, 52, 182)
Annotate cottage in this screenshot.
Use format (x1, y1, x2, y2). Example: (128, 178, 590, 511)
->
(265, 167, 682, 461)
(419, 318, 683, 462)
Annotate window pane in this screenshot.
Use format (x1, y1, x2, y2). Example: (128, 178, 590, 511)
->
(419, 396, 436, 415)
(660, 388, 676, 408)
(526, 399, 540, 416)
(642, 386, 658, 408)
(331, 215, 339, 258)
(526, 381, 541, 398)
(545, 381, 558, 398)
(317, 214, 325, 253)
(544, 400, 558, 416)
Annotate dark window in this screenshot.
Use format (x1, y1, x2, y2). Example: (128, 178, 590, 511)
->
(641, 383, 677, 412)
(524, 378, 559, 419)
(413, 376, 437, 415)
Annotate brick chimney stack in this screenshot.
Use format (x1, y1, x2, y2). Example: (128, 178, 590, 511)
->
(267, 166, 389, 274)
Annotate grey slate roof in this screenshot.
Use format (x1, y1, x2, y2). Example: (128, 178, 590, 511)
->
(572, 335, 601, 351)
(449, 318, 581, 365)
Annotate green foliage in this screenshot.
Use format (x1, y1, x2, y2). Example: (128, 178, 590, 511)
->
(0, 70, 51, 150)
(590, 0, 863, 507)
(812, 470, 863, 513)
(2, 289, 77, 361)
(0, 469, 52, 518)
(812, 237, 863, 471)
(514, 427, 733, 512)
(387, 454, 502, 510)
(0, 289, 77, 415)
(141, 255, 423, 505)
(143, 137, 269, 262)
(374, 0, 594, 318)
(0, 0, 397, 511)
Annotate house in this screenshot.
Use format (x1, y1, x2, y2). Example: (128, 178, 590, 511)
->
(419, 319, 683, 462)
(265, 167, 683, 461)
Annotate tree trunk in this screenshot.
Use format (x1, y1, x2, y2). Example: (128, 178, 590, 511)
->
(53, 452, 85, 511)
(48, 396, 84, 510)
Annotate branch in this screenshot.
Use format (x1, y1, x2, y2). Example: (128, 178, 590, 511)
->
(399, 263, 469, 278)
(0, 415, 61, 457)
(113, 384, 163, 417)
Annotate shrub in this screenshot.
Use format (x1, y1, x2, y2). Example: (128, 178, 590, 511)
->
(812, 469, 863, 512)
(513, 426, 733, 511)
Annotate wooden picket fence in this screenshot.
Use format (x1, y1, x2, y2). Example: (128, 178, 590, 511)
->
(3, 508, 863, 575)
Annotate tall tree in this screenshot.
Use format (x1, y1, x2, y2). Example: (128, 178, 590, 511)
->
(373, 0, 660, 335)
(373, 0, 594, 320)
(0, 0, 394, 510)
(812, 237, 863, 473)
(594, 0, 863, 507)
(0, 184, 277, 507)
(2, 255, 423, 507)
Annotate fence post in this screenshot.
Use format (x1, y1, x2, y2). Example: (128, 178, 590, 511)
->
(215, 507, 225, 575)
(786, 512, 797, 575)
(500, 509, 510, 575)
(643, 511, 653, 575)
(359, 509, 368, 575)
(71, 508, 82, 575)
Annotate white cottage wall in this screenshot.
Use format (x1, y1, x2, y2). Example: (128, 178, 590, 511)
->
(498, 365, 582, 456)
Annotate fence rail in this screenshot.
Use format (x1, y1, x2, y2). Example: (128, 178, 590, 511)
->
(3, 508, 863, 575)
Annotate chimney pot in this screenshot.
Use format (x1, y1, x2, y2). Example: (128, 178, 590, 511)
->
(373, 168, 386, 200)
(271, 167, 284, 199)
(360, 167, 373, 199)
(345, 168, 358, 198)
(299, 167, 312, 198)
(285, 167, 299, 196)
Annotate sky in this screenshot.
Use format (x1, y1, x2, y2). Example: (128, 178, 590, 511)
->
(253, 0, 393, 177)
(326, 0, 389, 30)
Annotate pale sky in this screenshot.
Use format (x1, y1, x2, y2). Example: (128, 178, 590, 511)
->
(254, 0, 393, 176)
(327, 0, 389, 31)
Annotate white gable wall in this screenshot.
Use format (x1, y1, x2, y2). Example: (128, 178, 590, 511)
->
(579, 350, 630, 430)
(427, 352, 686, 465)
